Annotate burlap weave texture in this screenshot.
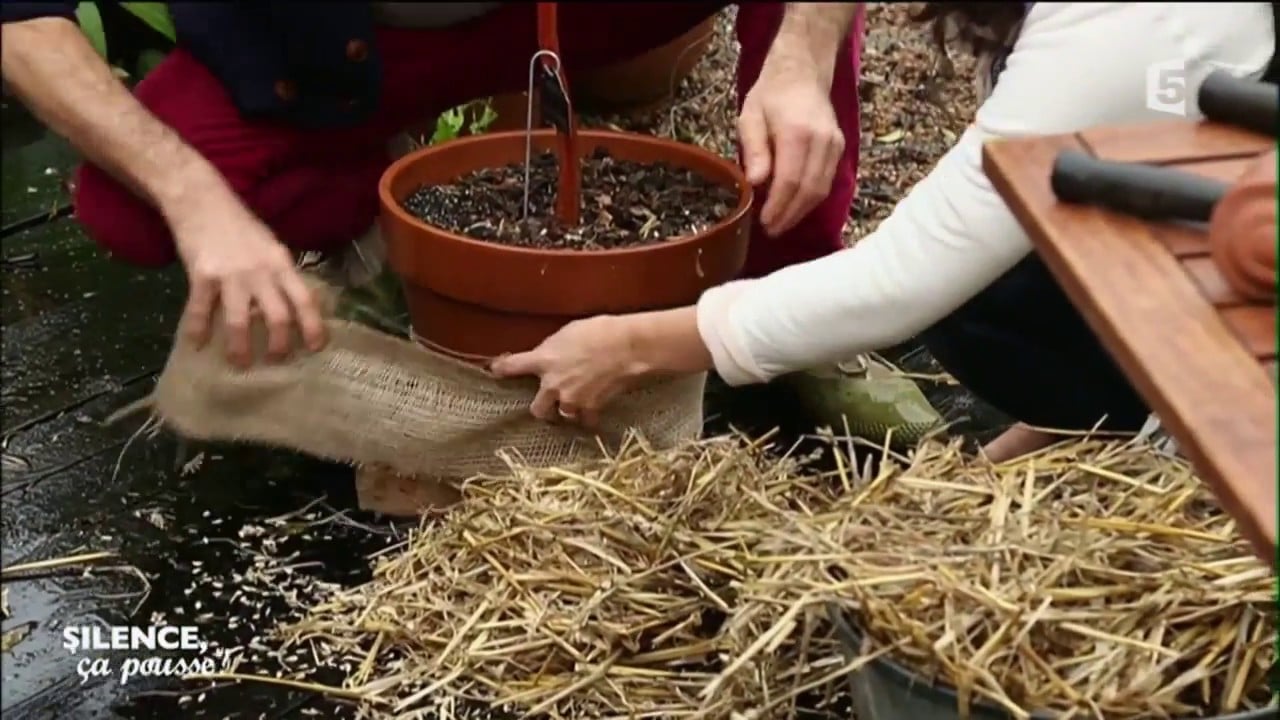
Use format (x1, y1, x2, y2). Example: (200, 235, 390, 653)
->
(146, 282, 707, 480)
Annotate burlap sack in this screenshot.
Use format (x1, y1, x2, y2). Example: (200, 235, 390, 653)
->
(143, 281, 706, 481)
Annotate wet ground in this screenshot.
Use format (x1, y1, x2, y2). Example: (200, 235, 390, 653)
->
(0, 98, 1007, 720)
(1, 97, 389, 720)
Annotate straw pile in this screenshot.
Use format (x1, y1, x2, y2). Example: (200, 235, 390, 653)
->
(830, 440, 1276, 719)
(270, 434, 1274, 720)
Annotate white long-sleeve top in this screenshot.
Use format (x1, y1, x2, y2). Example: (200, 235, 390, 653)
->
(698, 2, 1275, 386)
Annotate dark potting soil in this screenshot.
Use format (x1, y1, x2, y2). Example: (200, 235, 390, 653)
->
(401, 148, 738, 250)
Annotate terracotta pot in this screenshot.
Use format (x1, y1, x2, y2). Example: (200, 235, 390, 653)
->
(447, 16, 716, 135)
(379, 129, 752, 358)
(573, 16, 717, 115)
(1208, 151, 1277, 302)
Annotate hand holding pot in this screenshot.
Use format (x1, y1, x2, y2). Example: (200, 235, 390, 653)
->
(739, 47, 844, 237)
(170, 197, 327, 368)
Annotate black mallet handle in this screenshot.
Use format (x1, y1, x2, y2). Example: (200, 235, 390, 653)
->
(1197, 70, 1278, 138)
(1051, 150, 1228, 222)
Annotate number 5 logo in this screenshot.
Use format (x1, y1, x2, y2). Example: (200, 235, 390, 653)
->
(1146, 59, 1188, 116)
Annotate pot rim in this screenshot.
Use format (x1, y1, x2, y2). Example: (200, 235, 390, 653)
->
(377, 128, 754, 259)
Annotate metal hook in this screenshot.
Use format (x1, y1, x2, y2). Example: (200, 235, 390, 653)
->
(524, 49, 562, 220)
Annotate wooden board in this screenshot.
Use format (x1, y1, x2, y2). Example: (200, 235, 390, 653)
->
(354, 464, 461, 516)
(1077, 121, 1272, 164)
(983, 122, 1276, 560)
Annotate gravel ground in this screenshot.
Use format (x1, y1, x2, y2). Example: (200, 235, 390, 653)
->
(581, 4, 979, 242)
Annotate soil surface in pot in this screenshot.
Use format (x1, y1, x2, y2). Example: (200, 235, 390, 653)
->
(402, 148, 737, 250)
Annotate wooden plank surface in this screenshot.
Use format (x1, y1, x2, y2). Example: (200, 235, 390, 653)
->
(1178, 157, 1254, 183)
(1078, 121, 1272, 164)
(983, 126, 1277, 558)
(1182, 256, 1245, 305)
(1221, 305, 1277, 360)
(1149, 221, 1212, 258)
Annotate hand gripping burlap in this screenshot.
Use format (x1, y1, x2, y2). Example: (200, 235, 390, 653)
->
(140, 281, 707, 481)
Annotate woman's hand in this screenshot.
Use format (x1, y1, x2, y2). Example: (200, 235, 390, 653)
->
(489, 316, 648, 428)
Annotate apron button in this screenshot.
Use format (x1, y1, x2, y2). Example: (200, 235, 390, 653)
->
(274, 79, 298, 102)
(346, 39, 369, 62)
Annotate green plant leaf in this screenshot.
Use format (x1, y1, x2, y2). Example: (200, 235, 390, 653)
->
(135, 48, 168, 79)
(469, 101, 498, 135)
(430, 107, 467, 145)
(120, 3, 176, 43)
(75, 2, 108, 58)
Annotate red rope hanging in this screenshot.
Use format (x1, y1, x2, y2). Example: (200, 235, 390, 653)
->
(535, 2, 581, 225)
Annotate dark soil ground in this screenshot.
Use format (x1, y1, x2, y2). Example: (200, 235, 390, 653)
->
(402, 148, 737, 251)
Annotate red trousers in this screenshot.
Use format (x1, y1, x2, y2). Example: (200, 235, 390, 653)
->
(74, 3, 863, 279)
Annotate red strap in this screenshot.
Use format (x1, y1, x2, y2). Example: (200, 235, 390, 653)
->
(536, 2, 560, 57)
(535, 2, 580, 224)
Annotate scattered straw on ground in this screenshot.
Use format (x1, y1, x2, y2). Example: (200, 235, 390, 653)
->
(0, 550, 118, 578)
(257, 434, 1272, 720)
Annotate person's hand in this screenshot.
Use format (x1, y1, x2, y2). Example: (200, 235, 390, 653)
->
(489, 316, 644, 428)
(738, 49, 844, 237)
(169, 199, 327, 368)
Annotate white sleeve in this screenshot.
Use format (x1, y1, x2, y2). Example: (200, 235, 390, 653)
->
(696, 2, 1276, 386)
